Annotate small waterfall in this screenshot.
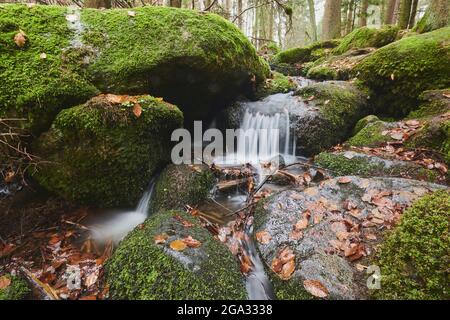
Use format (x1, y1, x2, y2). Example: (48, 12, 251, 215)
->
(91, 177, 157, 243)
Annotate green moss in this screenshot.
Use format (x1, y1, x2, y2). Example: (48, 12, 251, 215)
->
(106, 210, 246, 300)
(151, 164, 215, 212)
(353, 115, 380, 135)
(0, 275, 30, 300)
(407, 89, 450, 119)
(0, 4, 268, 133)
(306, 65, 338, 81)
(33, 95, 183, 207)
(255, 71, 297, 98)
(355, 27, 450, 117)
(347, 121, 393, 147)
(374, 190, 450, 300)
(333, 25, 400, 55)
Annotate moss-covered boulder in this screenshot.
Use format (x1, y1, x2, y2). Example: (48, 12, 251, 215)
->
(352, 115, 380, 135)
(105, 210, 246, 299)
(0, 4, 268, 133)
(33, 94, 183, 207)
(333, 26, 400, 55)
(254, 177, 446, 300)
(346, 120, 396, 147)
(0, 274, 30, 300)
(315, 151, 441, 183)
(407, 89, 450, 119)
(255, 71, 297, 99)
(151, 164, 215, 212)
(293, 81, 369, 156)
(355, 27, 450, 117)
(270, 40, 340, 76)
(306, 48, 375, 81)
(375, 190, 450, 300)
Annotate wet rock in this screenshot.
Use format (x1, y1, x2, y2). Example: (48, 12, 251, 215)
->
(33, 94, 183, 207)
(254, 176, 447, 300)
(106, 210, 246, 299)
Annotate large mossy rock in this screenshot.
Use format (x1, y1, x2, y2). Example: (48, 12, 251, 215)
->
(253, 177, 446, 300)
(375, 190, 450, 300)
(106, 210, 246, 299)
(151, 164, 215, 213)
(355, 27, 450, 117)
(332, 25, 400, 55)
(270, 40, 340, 76)
(293, 81, 369, 156)
(0, 274, 30, 300)
(0, 4, 268, 133)
(33, 94, 183, 207)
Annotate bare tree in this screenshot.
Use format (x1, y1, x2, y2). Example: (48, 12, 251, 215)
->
(169, 0, 182, 7)
(359, 0, 369, 27)
(398, 0, 412, 29)
(384, 0, 397, 24)
(84, 0, 111, 8)
(323, 0, 342, 40)
(307, 0, 317, 41)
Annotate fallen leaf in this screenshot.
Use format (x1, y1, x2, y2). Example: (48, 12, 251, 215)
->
(169, 239, 187, 251)
(154, 233, 168, 244)
(280, 260, 295, 280)
(338, 177, 352, 184)
(279, 247, 295, 264)
(303, 280, 329, 298)
(390, 132, 403, 140)
(133, 104, 142, 117)
(40, 52, 47, 59)
(294, 218, 309, 231)
(80, 295, 97, 300)
(0, 276, 11, 289)
(255, 231, 272, 245)
(85, 272, 98, 288)
(127, 10, 136, 17)
(14, 30, 27, 47)
(289, 230, 303, 240)
(182, 236, 201, 248)
(271, 258, 283, 273)
(390, 73, 395, 81)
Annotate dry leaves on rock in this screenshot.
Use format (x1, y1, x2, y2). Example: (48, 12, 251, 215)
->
(0, 276, 11, 289)
(271, 247, 296, 280)
(303, 280, 329, 298)
(169, 240, 187, 251)
(154, 234, 168, 244)
(182, 236, 201, 248)
(255, 231, 272, 245)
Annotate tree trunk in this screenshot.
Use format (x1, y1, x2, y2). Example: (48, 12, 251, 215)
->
(307, 0, 318, 41)
(415, 0, 450, 33)
(398, 0, 412, 29)
(84, 0, 111, 8)
(384, 0, 397, 24)
(237, 0, 243, 30)
(323, 0, 342, 40)
(359, 0, 369, 27)
(346, 0, 355, 34)
(407, 0, 419, 28)
(169, 0, 182, 7)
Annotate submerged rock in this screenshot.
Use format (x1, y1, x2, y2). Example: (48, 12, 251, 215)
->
(0, 4, 268, 133)
(151, 164, 216, 213)
(375, 190, 450, 300)
(355, 27, 450, 117)
(253, 176, 447, 300)
(33, 94, 183, 207)
(293, 81, 369, 156)
(106, 210, 246, 300)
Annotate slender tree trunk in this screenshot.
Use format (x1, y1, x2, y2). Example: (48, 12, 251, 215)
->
(323, 0, 342, 40)
(407, 0, 419, 28)
(346, 0, 355, 34)
(398, 0, 412, 29)
(169, 0, 182, 7)
(415, 0, 450, 33)
(342, 0, 348, 35)
(84, 0, 111, 8)
(237, 0, 243, 30)
(307, 0, 318, 41)
(384, 0, 397, 24)
(359, 0, 369, 27)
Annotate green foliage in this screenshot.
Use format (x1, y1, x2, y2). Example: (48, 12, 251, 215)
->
(375, 190, 450, 300)
(355, 27, 450, 117)
(33, 95, 183, 207)
(105, 210, 246, 300)
(333, 25, 400, 55)
(306, 65, 338, 81)
(151, 164, 215, 212)
(0, 275, 30, 300)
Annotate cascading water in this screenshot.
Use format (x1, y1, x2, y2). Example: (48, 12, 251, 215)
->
(90, 177, 157, 243)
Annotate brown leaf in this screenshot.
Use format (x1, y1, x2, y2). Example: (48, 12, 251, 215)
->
(154, 233, 168, 244)
(169, 239, 187, 251)
(279, 247, 295, 264)
(0, 276, 11, 289)
(127, 10, 136, 17)
(390, 132, 404, 140)
(255, 231, 272, 245)
(133, 104, 142, 118)
(289, 230, 303, 240)
(303, 279, 329, 298)
(294, 218, 309, 231)
(337, 177, 352, 184)
(182, 236, 201, 248)
(271, 258, 283, 273)
(80, 295, 97, 300)
(280, 259, 295, 280)
(240, 254, 252, 274)
(39, 52, 47, 59)
(14, 30, 26, 47)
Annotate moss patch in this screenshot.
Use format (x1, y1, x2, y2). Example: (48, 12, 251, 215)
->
(255, 71, 297, 98)
(355, 27, 450, 117)
(33, 95, 183, 207)
(151, 164, 215, 212)
(105, 210, 246, 300)
(347, 121, 394, 147)
(375, 190, 450, 300)
(333, 25, 400, 55)
(0, 274, 30, 300)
